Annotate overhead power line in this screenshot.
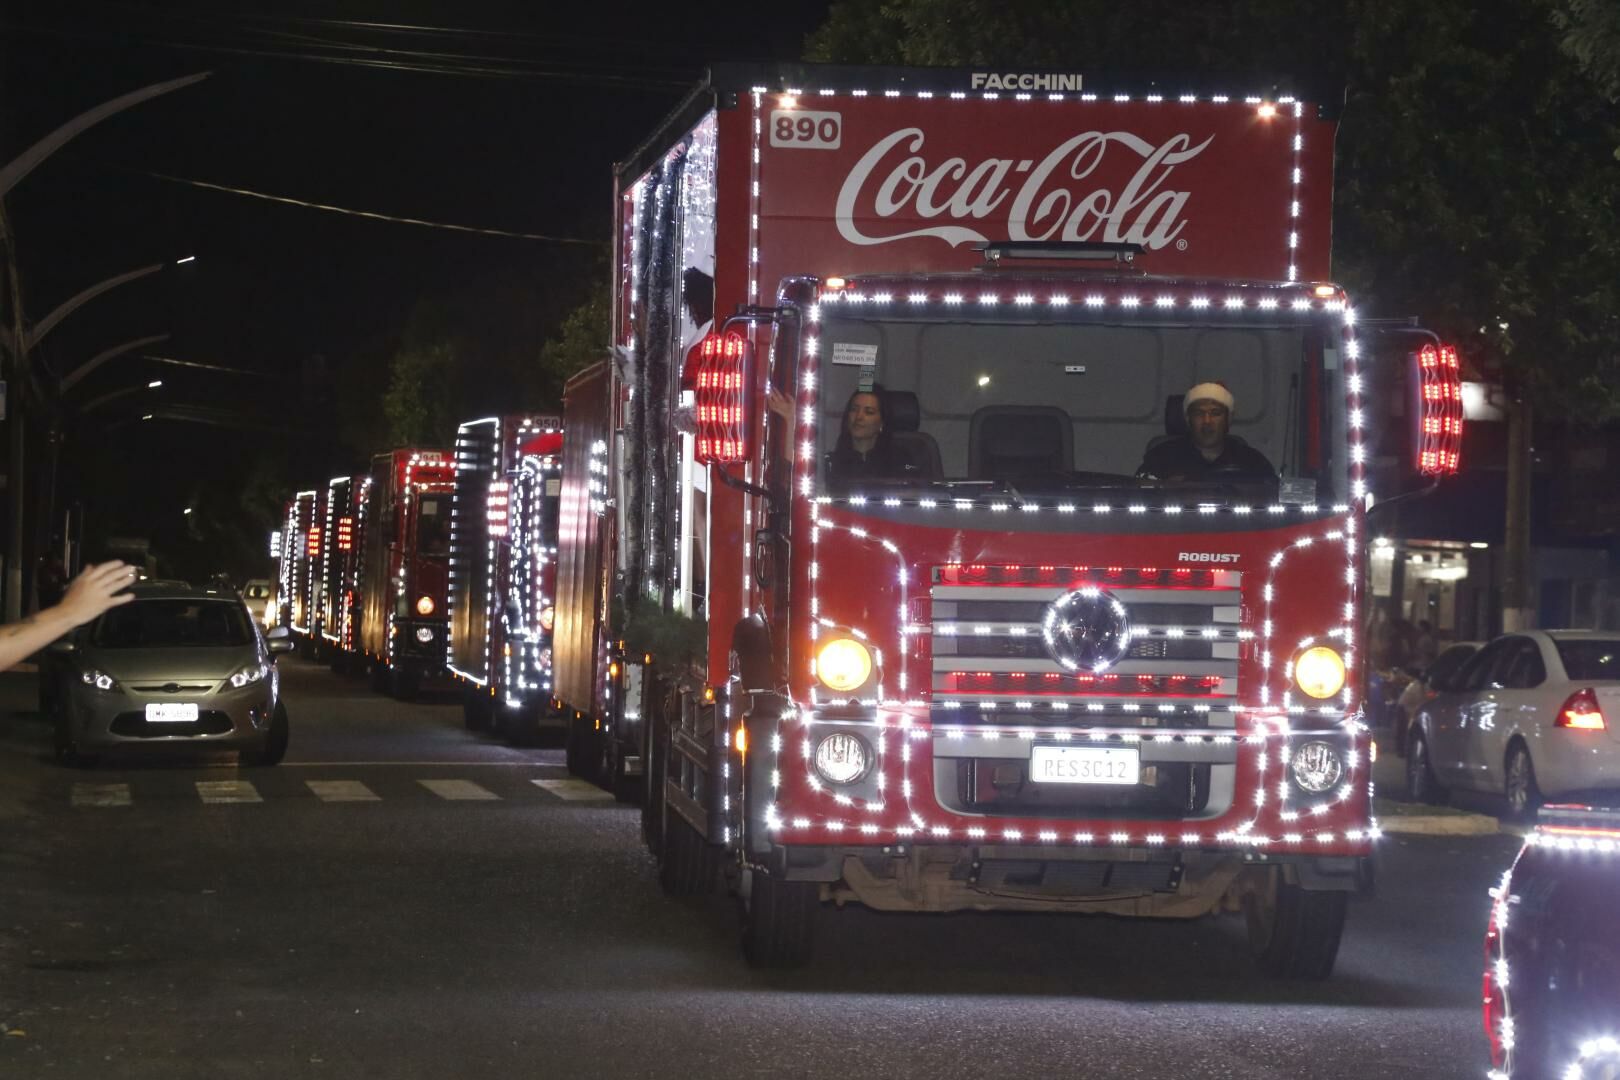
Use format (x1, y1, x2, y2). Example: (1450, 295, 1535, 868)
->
(143, 172, 598, 244)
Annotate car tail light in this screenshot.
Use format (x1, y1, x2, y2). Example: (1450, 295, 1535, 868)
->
(1556, 687, 1606, 730)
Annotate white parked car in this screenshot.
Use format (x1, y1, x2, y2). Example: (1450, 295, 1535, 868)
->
(1406, 630, 1620, 819)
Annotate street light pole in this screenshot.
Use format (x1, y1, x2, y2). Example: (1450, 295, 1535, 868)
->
(0, 71, 208, 619)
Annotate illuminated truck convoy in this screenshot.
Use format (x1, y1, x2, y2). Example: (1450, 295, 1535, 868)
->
(566, 64, 1468, 976)
(447, 415, 566, 740)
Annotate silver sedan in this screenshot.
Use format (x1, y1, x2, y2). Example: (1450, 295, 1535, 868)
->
(50, 583, 294, 766)
(1407, 630, 1620, 818)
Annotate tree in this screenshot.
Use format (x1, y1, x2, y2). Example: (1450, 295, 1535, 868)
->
(1551, 0, 1620, 105)
(383, 303, 463, 446)
(536, 276, 611, 404)
(806, 0, 1620, 421)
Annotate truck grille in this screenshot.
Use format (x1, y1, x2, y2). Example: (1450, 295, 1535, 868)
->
(928, 564, 1243, 719)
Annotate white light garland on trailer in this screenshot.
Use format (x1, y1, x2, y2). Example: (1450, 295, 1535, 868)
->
(1485, 820, 1620, 1080)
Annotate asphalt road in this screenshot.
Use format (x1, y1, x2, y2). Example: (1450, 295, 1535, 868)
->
(0, 658, 1520, 1079)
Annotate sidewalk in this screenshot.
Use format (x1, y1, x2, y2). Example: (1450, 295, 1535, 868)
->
(1369, 728, 1511, 838)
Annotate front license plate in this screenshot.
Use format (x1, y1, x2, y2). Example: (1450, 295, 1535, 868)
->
(145, 703, 199, 723)
(1030, 745, 1140, 785)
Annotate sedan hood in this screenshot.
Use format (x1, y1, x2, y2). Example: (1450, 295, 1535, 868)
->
(81, 646, 260, 685)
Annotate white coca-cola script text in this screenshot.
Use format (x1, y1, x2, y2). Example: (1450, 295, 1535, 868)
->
(832, 128, 1215, 249)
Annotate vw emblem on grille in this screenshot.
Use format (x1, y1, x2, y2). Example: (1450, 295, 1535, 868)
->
(1041, 588, 1131, 673)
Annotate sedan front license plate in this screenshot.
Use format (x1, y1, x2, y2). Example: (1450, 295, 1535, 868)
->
(1030, 745, 1140, 785)
(146, 703, 199, 723)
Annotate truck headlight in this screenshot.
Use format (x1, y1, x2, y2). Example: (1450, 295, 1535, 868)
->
(416, 595, 435, 616)
(1290, 740, 1344, 793)
(815, 636, 872, 694)
(414, 626, 434, 644)
(1294, 646, 1346, 699)
(539, 606, 555, 632)
(813, 731, 871, 785)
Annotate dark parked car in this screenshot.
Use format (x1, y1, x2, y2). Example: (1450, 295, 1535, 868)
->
(49, 582, 294, 766)
(1484, 804, 1620, 1079)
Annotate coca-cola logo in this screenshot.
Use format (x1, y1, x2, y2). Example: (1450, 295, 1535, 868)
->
(834, 127, 1215, 250)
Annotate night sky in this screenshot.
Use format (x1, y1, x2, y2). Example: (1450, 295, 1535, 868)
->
(2, 0, 829, 577)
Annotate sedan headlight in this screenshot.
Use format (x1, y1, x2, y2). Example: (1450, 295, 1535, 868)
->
(815, 636, 873, 694)
(229, 662, 270, 689)
(813, 731, 871, 785)
(80, 669, 119, 692)
(1294, 646, 1347, 699)
(1290, 740, 1345, 794)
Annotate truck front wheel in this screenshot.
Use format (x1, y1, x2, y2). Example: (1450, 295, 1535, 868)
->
(1245, 874, 1347, 980)
(740, 867, 817, 969)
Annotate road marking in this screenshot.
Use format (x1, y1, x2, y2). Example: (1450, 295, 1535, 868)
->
(531, 778, 614, 802)
(196, 780, 262, 804)
(70, 783, 130, 808)
(305, 780, 380, 803)
(418, 779, 499, 801)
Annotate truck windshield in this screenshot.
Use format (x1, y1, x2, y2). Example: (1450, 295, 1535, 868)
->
(813, 314, 1345, 502)
(415, 494, 450, 556)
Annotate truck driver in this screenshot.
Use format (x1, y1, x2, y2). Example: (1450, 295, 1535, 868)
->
(1137, 382, 1275, 481)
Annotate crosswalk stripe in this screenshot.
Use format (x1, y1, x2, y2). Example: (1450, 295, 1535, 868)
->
(196, 780, 262, 804)
(531, 778, 614, 802)
(305, 780, 380, 803)
(71, 783, 131, 808)
(418, 779, 499, 801)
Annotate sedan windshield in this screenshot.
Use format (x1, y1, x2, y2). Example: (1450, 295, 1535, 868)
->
(1556, 639, 1620, 681)
(814, 313, 1346, 502)
(91, 599, 255, 649)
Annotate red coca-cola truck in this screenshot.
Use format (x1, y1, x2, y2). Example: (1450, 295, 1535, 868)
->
(281, 488, 323, 650)
(316, 473, 368, 669)
(356, 448, 455, 699)
(447, 415, 566, 739)
(555, 64, 1463, 976)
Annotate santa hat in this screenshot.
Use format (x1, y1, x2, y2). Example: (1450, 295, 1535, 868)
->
(1184, 381, 1235, 414)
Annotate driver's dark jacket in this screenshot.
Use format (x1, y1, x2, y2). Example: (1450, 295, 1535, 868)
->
(1138, 436, 1275, 481)
(825, 439, 915, 484)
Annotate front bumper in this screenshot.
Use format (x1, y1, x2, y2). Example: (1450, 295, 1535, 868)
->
(755, 704, 1377, 860)
(391, 618, 450, 674)
(68, 681, 278, 753)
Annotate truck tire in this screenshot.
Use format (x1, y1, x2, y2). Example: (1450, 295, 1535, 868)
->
(741, 867, 817, 969)
(658, 810, 718, 898)
(368, 659, 388, 693)
(565, 716, 595, 779)
(462, 688, 491, 732)
(640, 711, 667, 857)
(1246, 876, 1347, 980)
(389, 664, 420, 702)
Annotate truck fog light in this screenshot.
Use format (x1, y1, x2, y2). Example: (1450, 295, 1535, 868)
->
(1291, 740, 1344, 793)
(813, 731, 871, 785)
(1294, 646, 1346, 699)
(415, 627, 434, 644)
